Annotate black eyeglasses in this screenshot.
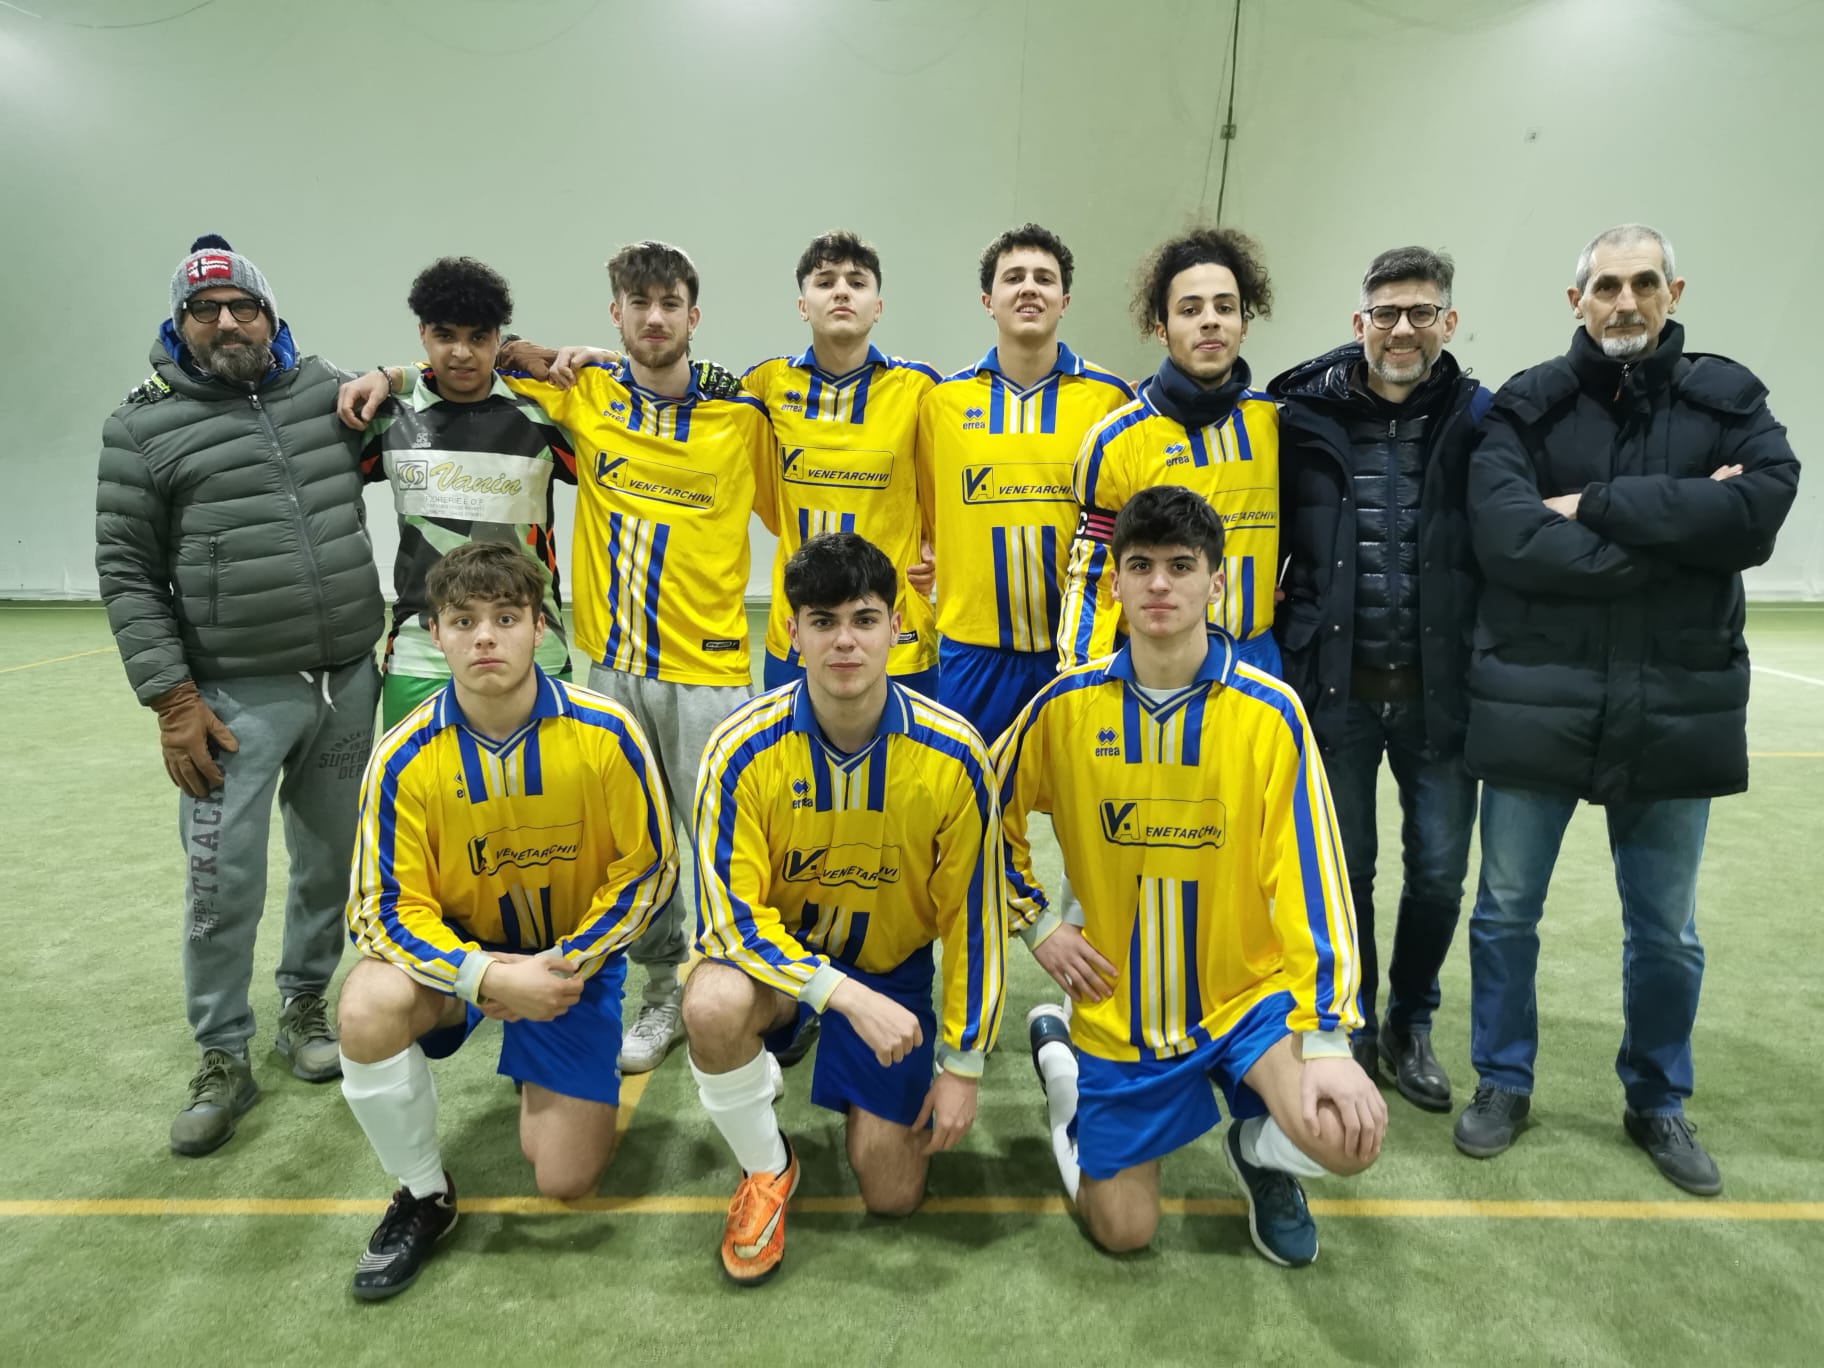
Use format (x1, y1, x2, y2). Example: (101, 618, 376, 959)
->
(184, 297, 264, 324)
(1362, 303, 1445, 330)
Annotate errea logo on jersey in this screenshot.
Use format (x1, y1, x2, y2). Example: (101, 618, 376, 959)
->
(1099, 798, 1227, 850)
(790, 778, 812, 810)
(782, 389, 804, 413)
(962, 406, 986, 431)
(1094, 726, 1120, 758)
(1163, 441, 1190, 468)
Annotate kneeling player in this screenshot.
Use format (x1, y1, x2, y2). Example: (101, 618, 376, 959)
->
(338, 543, 677, 1299)
(685, 531, 1005, 1285)
(997, 486, 1384, 1266)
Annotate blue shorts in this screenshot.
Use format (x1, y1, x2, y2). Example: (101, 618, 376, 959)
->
(763, 651, 938, 699)
(419, 954, 626, 1106)
(935, 636, 1055, 748)
(761, 946, 937, 1129)
(1072, 989, 1294, 1181)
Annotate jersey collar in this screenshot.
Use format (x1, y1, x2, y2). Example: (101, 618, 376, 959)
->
(615, 357, 705, 402)
(975, 339, 1085, 381)
(1104, 629, 1236, 688)
(787, 342, 890, 376)
(788, 676, 911, 743)
(412, 370, 516, 411)
(431, 664, 567, 735)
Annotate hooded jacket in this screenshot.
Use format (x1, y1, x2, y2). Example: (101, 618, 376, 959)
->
(1270, 343, 1490, 755)
(95, 322, 384, 703)
(1464, 322, 1799, 802)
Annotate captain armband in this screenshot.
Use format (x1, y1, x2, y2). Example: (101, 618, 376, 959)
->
(1076, 506, 1119, 545)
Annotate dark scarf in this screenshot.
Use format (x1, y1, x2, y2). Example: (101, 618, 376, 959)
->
(1147, 355, 1252, 429)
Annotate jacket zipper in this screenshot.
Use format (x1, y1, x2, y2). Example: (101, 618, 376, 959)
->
(249, 390, 335, 667)
(208, 536, 220, 625)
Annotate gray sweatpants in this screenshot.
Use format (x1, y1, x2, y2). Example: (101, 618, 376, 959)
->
(586, 663, 751, 1000)
(179, 658, 379, 1053)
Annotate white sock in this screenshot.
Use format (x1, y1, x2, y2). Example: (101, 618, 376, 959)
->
(1239, 1114, 1330, 1180)
(691, 1049, 788, 1176)
(1035, 1039, 1082, 1201)
(339, 1045, 447, 1198)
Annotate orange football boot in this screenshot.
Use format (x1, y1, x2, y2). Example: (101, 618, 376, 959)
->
(719, 1135, 800, 1286)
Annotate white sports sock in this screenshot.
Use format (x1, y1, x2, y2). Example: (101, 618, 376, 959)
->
(1035, 1039, 1082, 1201)
(691, 1049, 788, 1176)
(1239, 1114, 1330, 1180)
(339, 1046, 446, 1198)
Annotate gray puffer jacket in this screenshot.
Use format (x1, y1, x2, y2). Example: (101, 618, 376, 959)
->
(96, 327, 384, 704)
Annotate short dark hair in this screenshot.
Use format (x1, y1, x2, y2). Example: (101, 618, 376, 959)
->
(407, 256, 513, 331)
(1360, 246, 1455, 310)
(607, 240, 700, 307)
(1111, 486, 1226, 571)
(1132, 226, 1273, 335)
(783, 531, 898, 614)
(978, 222, 1074, 295)
(426, 541, 548, 618)
(796, 230, 882, 289)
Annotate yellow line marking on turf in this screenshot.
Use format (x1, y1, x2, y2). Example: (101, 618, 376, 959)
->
(1748, 751, 1824, 758)
(0, 1197, 1819, 1221)
(614, 1070, 652, 1140)
(0, 647, 111, 674)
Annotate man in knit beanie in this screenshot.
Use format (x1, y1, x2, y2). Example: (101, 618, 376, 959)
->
(97, 233, 385, 1156)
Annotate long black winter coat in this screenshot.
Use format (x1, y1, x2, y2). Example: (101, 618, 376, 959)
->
(1270, 345, 1489, 756)
(1465, 323, 1800, 803)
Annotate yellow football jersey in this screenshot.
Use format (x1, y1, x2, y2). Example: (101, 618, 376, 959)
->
(1058, 383, 1282, 667)
(694, 681, 1006, 1074)
(742, 346, 940, 676)
(347, 671, 679, 1002)
(503, 362, 776, 686)
(916, 344, 1134, 654)
(994, 636, 1360, 1063)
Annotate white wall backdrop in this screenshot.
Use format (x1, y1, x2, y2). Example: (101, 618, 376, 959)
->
(2, 0, 1818, 600)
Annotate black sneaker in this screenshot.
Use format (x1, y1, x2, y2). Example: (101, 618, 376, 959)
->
(351, 1174, 459, 1301)
(1624, 1110, 1722, 1196)
(1350, 1034, 1383, 1084)
(772, 1013, 821, 1069)
(1453, 1085, 1531, 1158)
(1223, 1125, 1318, 1267)
(1379, 1028, 1451, 1113)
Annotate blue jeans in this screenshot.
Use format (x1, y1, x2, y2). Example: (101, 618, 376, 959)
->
(1468, 785, 1708, 1116)
(1326, 698, 1478, 1039)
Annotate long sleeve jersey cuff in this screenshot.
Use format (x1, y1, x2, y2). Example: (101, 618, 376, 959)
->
(1299, 1028, 1353, 1060)
(1018, 910, 1064, 952)
(453, 950, 495, 1005)
(801, 963, 848, 1014)
(935, 1044, 986, 1079)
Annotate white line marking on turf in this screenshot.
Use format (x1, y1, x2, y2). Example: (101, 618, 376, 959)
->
(1753, 665, 1824, 688)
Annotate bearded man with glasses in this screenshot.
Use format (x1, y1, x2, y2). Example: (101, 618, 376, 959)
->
(96, 234, 384, 1156)
(1268, 247, 1492, 1113)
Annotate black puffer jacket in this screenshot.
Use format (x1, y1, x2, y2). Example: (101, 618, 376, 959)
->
(1466, 323, 1800, 802)
(1270, 344, 1490, 755)
(96, 326, 384, 704)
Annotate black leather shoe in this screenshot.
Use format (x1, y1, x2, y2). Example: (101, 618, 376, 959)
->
(1350, 1034, 1383, 1083)
(1454, 1086, 1530, 1158)
(1379, 1028, 1451, 1112)
(1624, 1110, 1722, 1196)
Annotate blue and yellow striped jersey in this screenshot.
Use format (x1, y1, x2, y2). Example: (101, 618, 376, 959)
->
(1057, 383, 1281, 668)
(994, 634, 1360, 1063)
(694, 680, 1006, 1074)
(743, 345, 941, 677)
(347, 670, 679, 1001)
(503, 362, 777, 686)
(916, 344, 1134, 654)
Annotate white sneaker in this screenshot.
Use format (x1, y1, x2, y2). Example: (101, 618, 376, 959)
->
(618, 998, 684, 1074)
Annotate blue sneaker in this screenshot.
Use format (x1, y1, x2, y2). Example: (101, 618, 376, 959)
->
(1224, 1124, 1319, 1267)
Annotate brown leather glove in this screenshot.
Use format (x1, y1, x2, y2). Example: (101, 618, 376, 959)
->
(496, 337, 557, 382)
(150, 680, 239, 799)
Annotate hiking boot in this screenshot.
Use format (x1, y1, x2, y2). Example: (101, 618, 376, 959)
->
(1453, 1085, 1531, 1158)
(1224, 1124, 1319, 1267)
(720, 1135, 800, 1286)
(351, 1174, 459, 1300)
(1379, 1028, 1451, 1112)
(619, 996, 684, 1074)
(170, 1048, 260, 1156)
(1624, 1110, 1722, 1196)
(275, 991, 341, 1082)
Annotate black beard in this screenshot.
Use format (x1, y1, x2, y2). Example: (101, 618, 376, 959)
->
(199, 337, 274, 385)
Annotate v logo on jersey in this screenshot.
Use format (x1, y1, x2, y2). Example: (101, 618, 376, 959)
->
(964, 467, 993, 501)
(1100, 801, 1139, 843)
(783, 848, 824, 881)
(781, 447, 805, 475)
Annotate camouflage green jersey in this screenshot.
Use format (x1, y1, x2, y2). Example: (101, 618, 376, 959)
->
(359, 373, 576, 680)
